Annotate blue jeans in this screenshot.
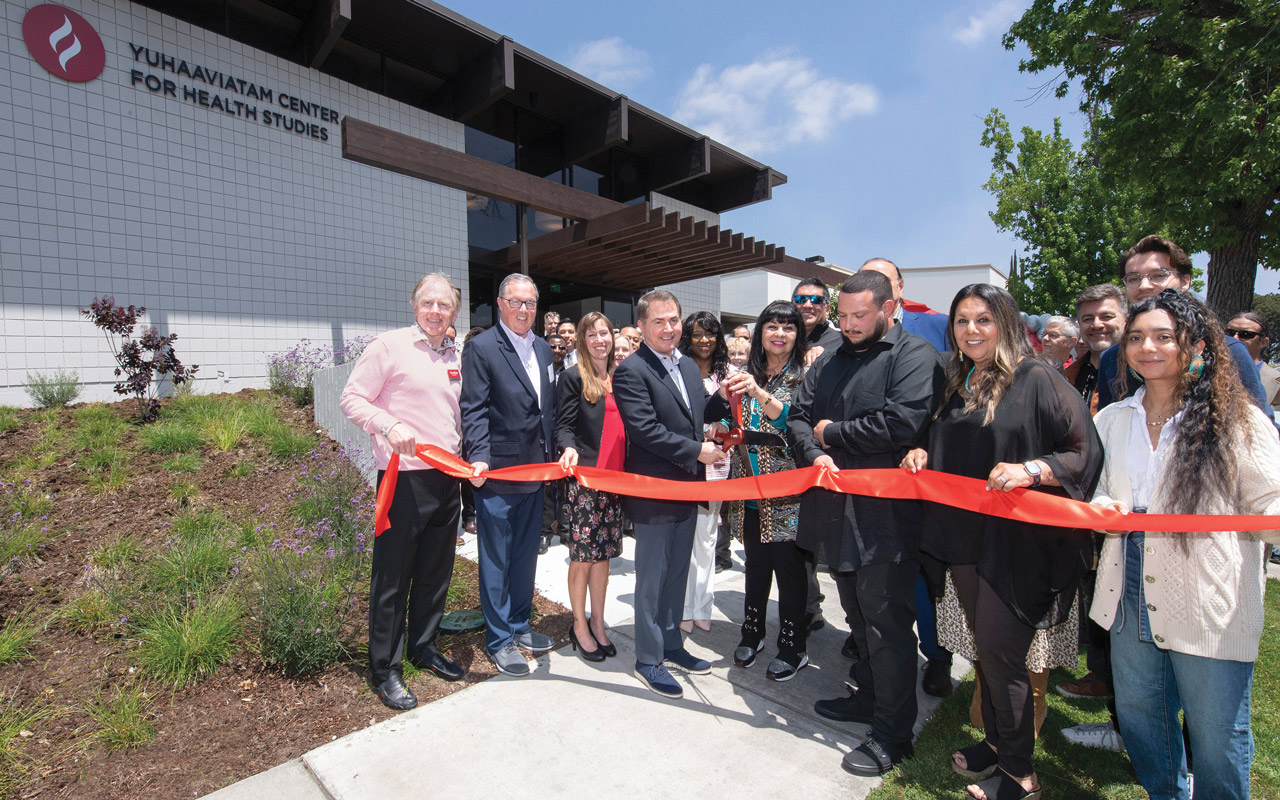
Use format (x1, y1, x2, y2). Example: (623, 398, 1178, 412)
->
(475, 489, 543, 653)
(1110, 535, 1255, 800)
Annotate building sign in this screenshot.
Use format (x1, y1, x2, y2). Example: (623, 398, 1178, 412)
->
(22, 3, 106, 82)
(128, 45, 340, 142)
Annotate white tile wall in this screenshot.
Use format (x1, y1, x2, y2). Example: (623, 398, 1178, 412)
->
(0, 0, 469, 405)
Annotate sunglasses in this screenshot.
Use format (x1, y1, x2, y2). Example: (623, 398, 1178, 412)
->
(1225, 328, 1263, 341)
(792, 295, 826, 306)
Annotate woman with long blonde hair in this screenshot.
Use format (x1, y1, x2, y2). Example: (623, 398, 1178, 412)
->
(555, 311, 626, 662)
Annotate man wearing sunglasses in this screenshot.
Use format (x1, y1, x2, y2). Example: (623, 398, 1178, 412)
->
(1227, 312, 1280, 415)
(793, 278, 844, 359)
(461, 273, 557, 677)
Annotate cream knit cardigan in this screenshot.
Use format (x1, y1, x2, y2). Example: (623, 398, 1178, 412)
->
(1088, 400, 1280, 662)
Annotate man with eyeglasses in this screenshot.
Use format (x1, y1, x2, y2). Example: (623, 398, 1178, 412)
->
(1094, 235, 1268, 412)
(460, 273, 557, 677)
(793, 278, 844, 359)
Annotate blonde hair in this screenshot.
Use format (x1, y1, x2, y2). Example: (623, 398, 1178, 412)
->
(726, 336, 750, 354)
(575, 311, 615, 403)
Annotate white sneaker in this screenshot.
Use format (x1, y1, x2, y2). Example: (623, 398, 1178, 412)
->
(1061, 721, 1125, 752)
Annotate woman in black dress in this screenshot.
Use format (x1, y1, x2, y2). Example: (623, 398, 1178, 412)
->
(901, 284, 1102, 800)
(555, 311, 626, 663)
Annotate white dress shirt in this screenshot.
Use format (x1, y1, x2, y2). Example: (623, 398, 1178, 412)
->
(655, 348, 691, 409)
(500, 319, 542, 409)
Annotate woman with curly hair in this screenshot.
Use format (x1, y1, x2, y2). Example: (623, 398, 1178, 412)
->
(677, 311, 730, 632)
(722, 301, 810, 680)
(902, 284, 1103, 800)
(1090, 290, 1280, 800)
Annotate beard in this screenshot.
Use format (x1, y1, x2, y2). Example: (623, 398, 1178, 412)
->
(845, 315, 889, 349)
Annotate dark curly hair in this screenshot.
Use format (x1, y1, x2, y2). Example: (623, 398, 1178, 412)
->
(679, 311, 729, 381)
(1118, 290, 1250, 533)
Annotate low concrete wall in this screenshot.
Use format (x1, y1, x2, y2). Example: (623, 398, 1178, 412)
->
(313, 361, 376, 487)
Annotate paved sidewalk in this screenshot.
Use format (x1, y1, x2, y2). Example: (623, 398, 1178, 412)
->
(204, 532, 970, 800)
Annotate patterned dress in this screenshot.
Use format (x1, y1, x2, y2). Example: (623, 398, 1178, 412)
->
(560, 392, 625, 563)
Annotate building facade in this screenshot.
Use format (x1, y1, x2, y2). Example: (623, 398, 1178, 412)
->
(2, 0, 840, 405)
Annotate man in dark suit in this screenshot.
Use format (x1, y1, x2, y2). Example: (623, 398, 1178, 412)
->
(858, 257, 954, 699)
(460, 273, 557, 677)
(613, 289, 729, 699)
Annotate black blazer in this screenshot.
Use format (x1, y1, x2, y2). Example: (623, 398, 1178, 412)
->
(460, 323, 556, 495)
(612, 344, 728, 524)
(554, 365, 612, 467)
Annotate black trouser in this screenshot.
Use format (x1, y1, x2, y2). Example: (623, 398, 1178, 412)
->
(951, 564, 1037, 779)
(540, 480, 561, 540)
(834, 559, 920, 747)
(460, 480, 476, 524)
(369, 468, 460, 682)
(805, 550, 824, 616)
(740, 507, 808, 662)
(714, 510, 732, 569)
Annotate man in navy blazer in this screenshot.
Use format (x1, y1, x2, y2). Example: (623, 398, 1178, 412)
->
(460, 273, 557, 677)
(613, 289, 730, 699)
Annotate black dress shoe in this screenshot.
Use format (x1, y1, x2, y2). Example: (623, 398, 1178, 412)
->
(414, 650, 465, 682)
(841, 633, 860, 660)
(814, 683, 873, 723)
(376, 672, 417, 711)
(807, 612, 825, 632)
(841, 735, 914, 776)
(538, 535, 550, 555)
(921, 659, 953, 698)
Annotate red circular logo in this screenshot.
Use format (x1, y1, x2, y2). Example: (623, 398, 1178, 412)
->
(22, 4, 105, 82)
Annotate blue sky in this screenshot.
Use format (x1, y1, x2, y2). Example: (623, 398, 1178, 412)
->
(446, 0, 1278, 295)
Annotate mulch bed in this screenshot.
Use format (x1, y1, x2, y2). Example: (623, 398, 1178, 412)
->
(0, 394, 570, 799)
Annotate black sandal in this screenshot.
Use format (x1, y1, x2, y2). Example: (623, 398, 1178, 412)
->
(951, 741, 998, 781)
(966, 770, 1041, 800)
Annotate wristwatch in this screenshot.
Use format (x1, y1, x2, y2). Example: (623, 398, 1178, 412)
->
(380, 420, 399, 439)
(1023, 460, 1042, 488)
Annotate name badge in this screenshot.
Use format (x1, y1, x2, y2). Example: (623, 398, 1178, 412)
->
(448, 369, 461, 381)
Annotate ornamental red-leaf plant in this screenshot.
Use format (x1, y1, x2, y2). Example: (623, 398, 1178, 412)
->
(79, 296, 198, 422)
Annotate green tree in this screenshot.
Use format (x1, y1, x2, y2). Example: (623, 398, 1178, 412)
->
(981, 109, 1149, 315)
(1008, 0, 1280, 318)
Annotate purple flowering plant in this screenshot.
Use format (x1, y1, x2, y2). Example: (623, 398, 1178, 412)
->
(266, 336, 371, 407)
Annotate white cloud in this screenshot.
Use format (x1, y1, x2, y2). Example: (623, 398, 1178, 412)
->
(568, 37, 652, 91)
(672, 56, 878, 155)
(952, 0, 1023, 45)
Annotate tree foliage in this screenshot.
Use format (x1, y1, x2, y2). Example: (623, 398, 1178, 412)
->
(981, 109, 1150, 314)
(1007, 0, 1280, 318)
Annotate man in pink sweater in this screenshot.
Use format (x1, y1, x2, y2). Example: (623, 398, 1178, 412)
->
(340, 273, 466, 710)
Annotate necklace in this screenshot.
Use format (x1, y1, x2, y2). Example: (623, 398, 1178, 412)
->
(964, 365, 976, 393)
(1146, 417, 1169, 427)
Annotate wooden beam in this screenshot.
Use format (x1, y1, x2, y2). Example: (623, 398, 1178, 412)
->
(650, 137, 711, 192)
(711, 168, 774, 212)
(297, 0, 350, 69)
(427, 38, 515, 122)
(342, 117, 626, 221)
(487, 203, 655, 269)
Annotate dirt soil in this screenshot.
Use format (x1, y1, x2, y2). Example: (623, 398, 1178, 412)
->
(0, 394, 571, 799)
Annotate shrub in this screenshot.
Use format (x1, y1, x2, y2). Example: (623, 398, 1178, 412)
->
(267, 428, 316, 460)
(251, 451, 372, 677)
(23, 369, 81, 409)
(0, 693, 52, 796)
(134, 594, 241, 687)
(79, 296, 198, 422)
(0, 610, 41, 667)
(160, 453, 201, 473)
(0, 407, 19, 434)
(87, 684, 155, 751)
(139, 422, 202, 454)
(266, 336, 371, 407)
(62, 591, 117, 634)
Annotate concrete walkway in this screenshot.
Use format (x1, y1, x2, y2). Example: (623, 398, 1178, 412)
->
(202, 530, 972, 800)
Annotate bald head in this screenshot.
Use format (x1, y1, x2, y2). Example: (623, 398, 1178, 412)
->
(858, 258, 904, 304)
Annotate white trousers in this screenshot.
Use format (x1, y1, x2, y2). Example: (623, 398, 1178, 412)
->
(683, 501, 722, 621)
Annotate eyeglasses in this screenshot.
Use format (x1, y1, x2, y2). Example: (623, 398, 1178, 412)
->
(1226, 328, 1263, 341)
(500, 297, 538, 311)
(1121, 269, 1176, 288)
(793, 295, 826, 306)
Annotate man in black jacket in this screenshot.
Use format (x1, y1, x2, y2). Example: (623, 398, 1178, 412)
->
(788, 270, 944, 776)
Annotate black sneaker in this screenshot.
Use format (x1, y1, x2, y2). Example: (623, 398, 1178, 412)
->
(766, 653, 809, 682)
(813, 683, 873, 723)
(841, 735, 913, 776)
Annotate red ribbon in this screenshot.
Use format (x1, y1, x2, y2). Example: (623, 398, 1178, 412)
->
(373, 444, 1280, 537)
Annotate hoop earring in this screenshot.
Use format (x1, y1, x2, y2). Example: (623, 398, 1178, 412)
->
(1187, 354, 1205, 379)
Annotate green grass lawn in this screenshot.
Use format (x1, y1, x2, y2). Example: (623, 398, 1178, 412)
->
(868, 579, 1280, 799)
